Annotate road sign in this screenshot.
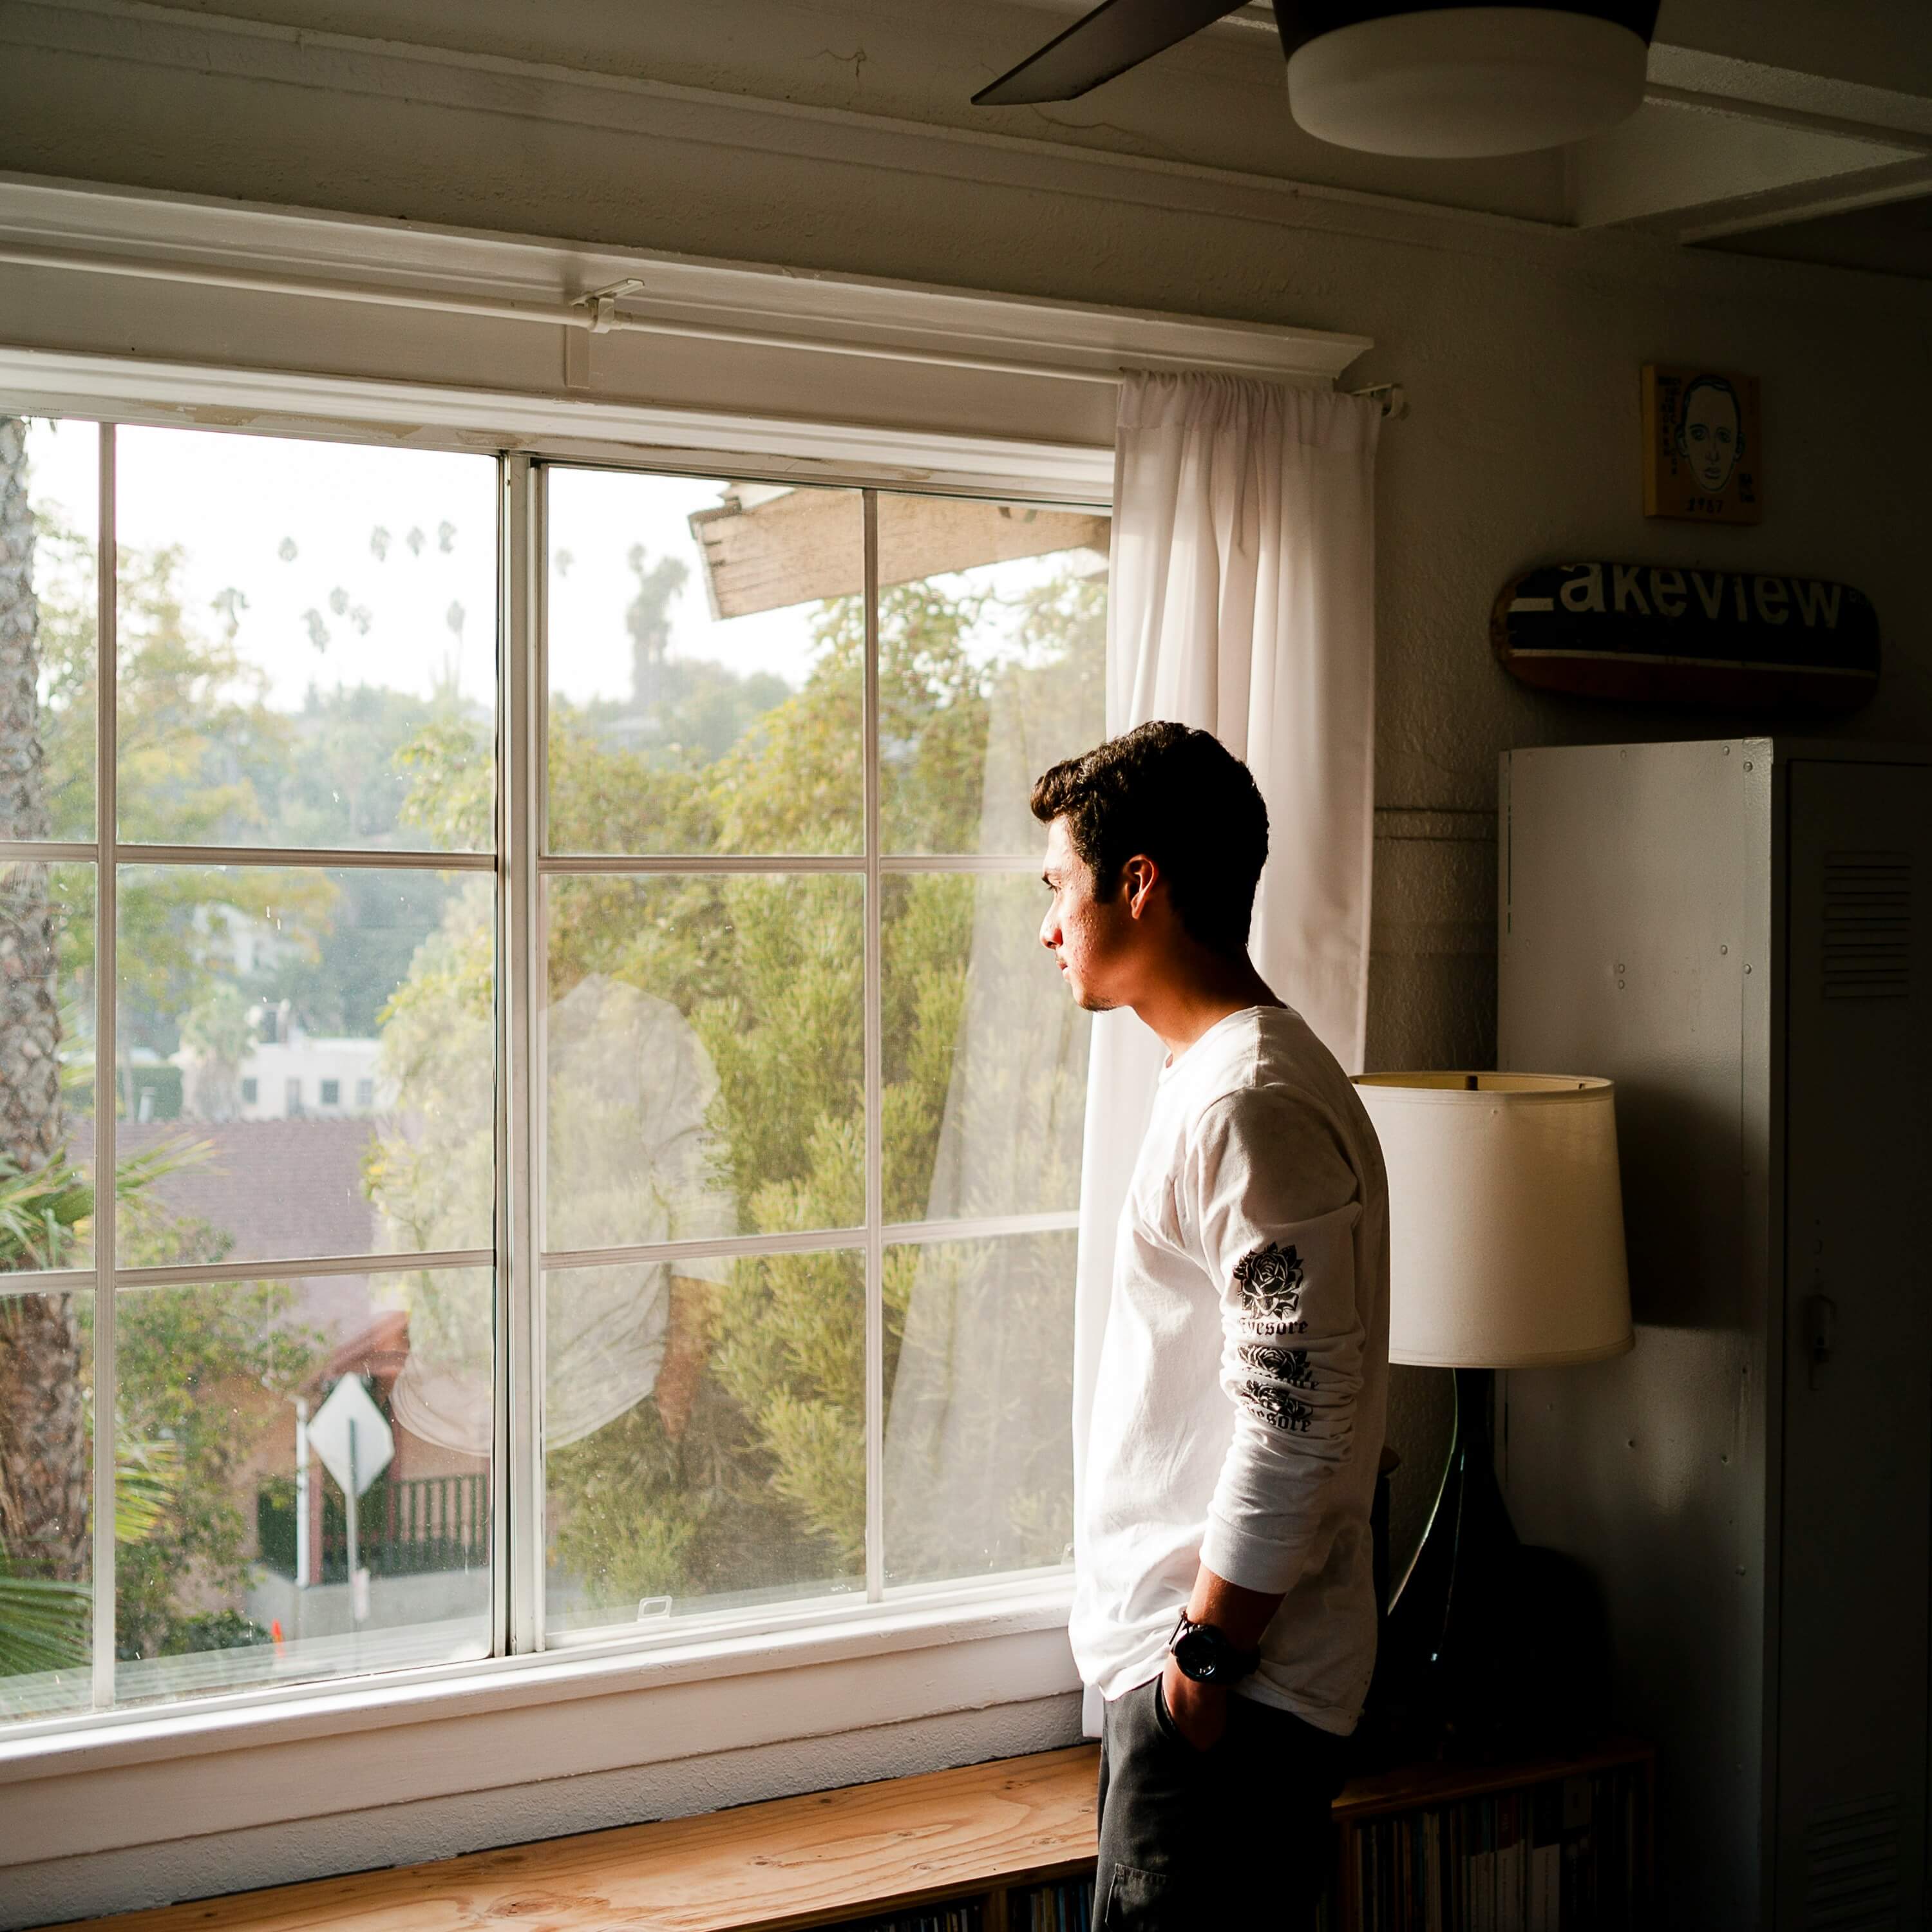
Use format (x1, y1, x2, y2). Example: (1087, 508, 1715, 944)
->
(308, 1375, 393, 1500)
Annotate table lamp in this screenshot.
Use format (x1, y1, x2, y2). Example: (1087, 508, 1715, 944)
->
(1352, 1072, 1633, 1744)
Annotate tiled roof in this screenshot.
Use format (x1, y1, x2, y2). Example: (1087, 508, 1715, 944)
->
(66, 1116, 380, 1264)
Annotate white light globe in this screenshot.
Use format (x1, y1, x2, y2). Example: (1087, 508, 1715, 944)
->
(1287, 6, 1649, 158)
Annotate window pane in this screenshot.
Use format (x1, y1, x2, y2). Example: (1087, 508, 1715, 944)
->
(883, 873, 1089, 1225)
(116, 866, 495, 1266)
(545, 874, 860, 1248)
(1, 861, 95, 1274)
(884, 1230, 1075, 1589)
(114, 428, 498, 853)
(876, 494, 1107, 857)
(544, 1245, 864, 1637)
(545, 469, 862, 857)
(0, 1287, 93, 1723)
(6, 417, 98, 844)
(112, 1269, 492, 1709)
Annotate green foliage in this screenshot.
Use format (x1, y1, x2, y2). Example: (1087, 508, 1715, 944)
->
(109, 1276, 319, 1663)
(0, 1571, 91, 1680)
(0, 1153, 93, 1271)
(12, 484, 1104, 1669)
(31, 519, 452, 1062)
(377, 542, 1100, 1609)
(0, 1139, 222, 1273)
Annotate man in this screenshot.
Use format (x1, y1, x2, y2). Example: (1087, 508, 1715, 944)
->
(1034, 721, 1390, 1928)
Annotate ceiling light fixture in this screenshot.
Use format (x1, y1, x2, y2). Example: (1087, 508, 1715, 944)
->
(974, 1, 1662, 160)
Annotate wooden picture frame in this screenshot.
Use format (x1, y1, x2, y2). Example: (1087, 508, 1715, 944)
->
(1642, 363, 1762, 524)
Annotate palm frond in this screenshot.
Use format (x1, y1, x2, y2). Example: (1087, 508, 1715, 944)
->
(0, 1138, 216, 1271)
(113, 1435, 183, 1545)
(0, 1154, 94, 1271)
(0, 1571, 90, 1676)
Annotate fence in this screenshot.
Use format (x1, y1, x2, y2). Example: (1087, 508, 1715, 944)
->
(258, 1471, 489, 1583)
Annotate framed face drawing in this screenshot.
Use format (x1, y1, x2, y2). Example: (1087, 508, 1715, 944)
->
(1642, 364, 1762, 524)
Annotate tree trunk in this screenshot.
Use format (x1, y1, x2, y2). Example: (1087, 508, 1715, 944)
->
(0, 412, 89, 1582)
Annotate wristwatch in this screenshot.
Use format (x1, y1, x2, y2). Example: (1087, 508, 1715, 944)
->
(1166, 1611, 1260, 1685)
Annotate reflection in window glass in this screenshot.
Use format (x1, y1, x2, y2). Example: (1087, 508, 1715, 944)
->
(8, 417, 99, 844)
(0, 1290, 93, 1722)
(545, 470, 862, 857)
(882, 871, 1088, 1226)
(114, 428, 498, 853)
(1, 862, 95, 1273)
(545, 874, 862, 1246)
(111, 1269, 492, 1709)
(544, 1247, 864, 1637)
(884, 1231, 1075, 1589)
(116, 867, 495, 1266)
(875, 494, 1106, 857)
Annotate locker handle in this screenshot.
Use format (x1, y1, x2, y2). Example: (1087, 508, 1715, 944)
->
(1803, 1294, 1837, 1391)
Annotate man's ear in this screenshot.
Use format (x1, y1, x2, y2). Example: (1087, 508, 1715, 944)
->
(1122, 855, 1159, 920)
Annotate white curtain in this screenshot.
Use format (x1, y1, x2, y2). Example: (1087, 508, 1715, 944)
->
(1072, 371, 1381, 1729)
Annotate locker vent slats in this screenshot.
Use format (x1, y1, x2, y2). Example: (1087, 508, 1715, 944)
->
(1804, 1792, 1900, 1928)
(1823, 851, 1911, 999)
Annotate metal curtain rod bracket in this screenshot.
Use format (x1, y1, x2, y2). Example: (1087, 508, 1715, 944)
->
(1350, 381, 1407, 419)
(580, 278, 645, 332)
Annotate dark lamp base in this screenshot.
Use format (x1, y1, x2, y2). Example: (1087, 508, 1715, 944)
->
(1378, 1367, 1520, 1750)
(1364, 1367, 1615, 1764)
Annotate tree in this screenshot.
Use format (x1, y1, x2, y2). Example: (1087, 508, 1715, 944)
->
(373, 553, 1103, 1608)
(1, 435, 329, 1692)
(0, 415, 90, 1593)
(627, 544, 687, 714)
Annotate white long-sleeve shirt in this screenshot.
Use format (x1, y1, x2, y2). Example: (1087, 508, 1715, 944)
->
(1068, 1005, 1390, 1735)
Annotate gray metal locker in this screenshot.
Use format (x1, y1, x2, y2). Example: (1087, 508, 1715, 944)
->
(1497, 737, 1932, 1930)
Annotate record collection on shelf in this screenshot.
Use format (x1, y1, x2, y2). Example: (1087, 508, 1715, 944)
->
(1336, 1752, 1650, 1930)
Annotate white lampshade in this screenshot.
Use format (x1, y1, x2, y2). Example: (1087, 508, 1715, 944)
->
(1353, 1072, 1633, 1368)
(1286, 7, 1651, 160)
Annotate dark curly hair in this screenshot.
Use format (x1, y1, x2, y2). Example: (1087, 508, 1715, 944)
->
(1030, 721, 1268, 958)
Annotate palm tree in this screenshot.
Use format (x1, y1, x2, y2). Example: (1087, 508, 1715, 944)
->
(0, 413, 90, 1592)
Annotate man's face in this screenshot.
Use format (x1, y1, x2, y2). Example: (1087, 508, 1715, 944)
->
(1039, 817, 1135, 1012)
(1678, 386, 1741, 493)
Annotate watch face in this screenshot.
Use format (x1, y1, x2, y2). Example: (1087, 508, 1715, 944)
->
(1175, 1629, 1220, 1680)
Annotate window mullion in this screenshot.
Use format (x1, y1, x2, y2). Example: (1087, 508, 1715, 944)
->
(90, 420, 117, 1709)
(502, 453, 543, 1656)
(862, 489, 884, 1606)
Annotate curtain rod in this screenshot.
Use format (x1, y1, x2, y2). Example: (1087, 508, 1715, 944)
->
(0, 245, 1399, 408)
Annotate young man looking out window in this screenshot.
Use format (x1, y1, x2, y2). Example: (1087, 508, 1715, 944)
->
(1034, 722, 1390, 1929)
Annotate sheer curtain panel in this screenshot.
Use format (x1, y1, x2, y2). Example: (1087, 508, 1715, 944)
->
(1071, 372, 1381, 1730)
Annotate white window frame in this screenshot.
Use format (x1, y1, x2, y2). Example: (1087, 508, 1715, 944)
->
(0, 193, 1368, 1902)
(2, 411, 1106, 1737)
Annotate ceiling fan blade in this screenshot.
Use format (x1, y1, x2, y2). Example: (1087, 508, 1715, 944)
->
(973, 0, 1251, 106)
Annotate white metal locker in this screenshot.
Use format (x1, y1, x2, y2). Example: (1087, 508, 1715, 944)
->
(1497, 738, 1932, 1930)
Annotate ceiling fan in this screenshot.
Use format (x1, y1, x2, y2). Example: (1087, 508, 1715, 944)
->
(972, 1, 1662, 158)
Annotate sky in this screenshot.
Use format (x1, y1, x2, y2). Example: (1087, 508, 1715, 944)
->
(26, 419, 1100, 720)
(24, 420, 815, 713)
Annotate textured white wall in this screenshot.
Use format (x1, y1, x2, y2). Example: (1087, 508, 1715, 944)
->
(1, 4, 1929, 1908)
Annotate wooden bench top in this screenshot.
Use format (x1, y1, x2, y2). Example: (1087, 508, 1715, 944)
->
(67, 1746, 1103, 1932)
(67, 1735, 1652, 1931)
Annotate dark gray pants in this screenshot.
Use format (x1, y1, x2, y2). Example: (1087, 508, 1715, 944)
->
(1094, 1676, 1346, 1929)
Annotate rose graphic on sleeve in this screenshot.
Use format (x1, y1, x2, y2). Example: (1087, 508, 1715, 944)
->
(1238, 1342, 1315, 1388)
(1233, 1242, 1306, 1329)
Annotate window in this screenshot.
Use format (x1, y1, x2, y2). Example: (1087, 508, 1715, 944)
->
(0, 421, 1105, 1730)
